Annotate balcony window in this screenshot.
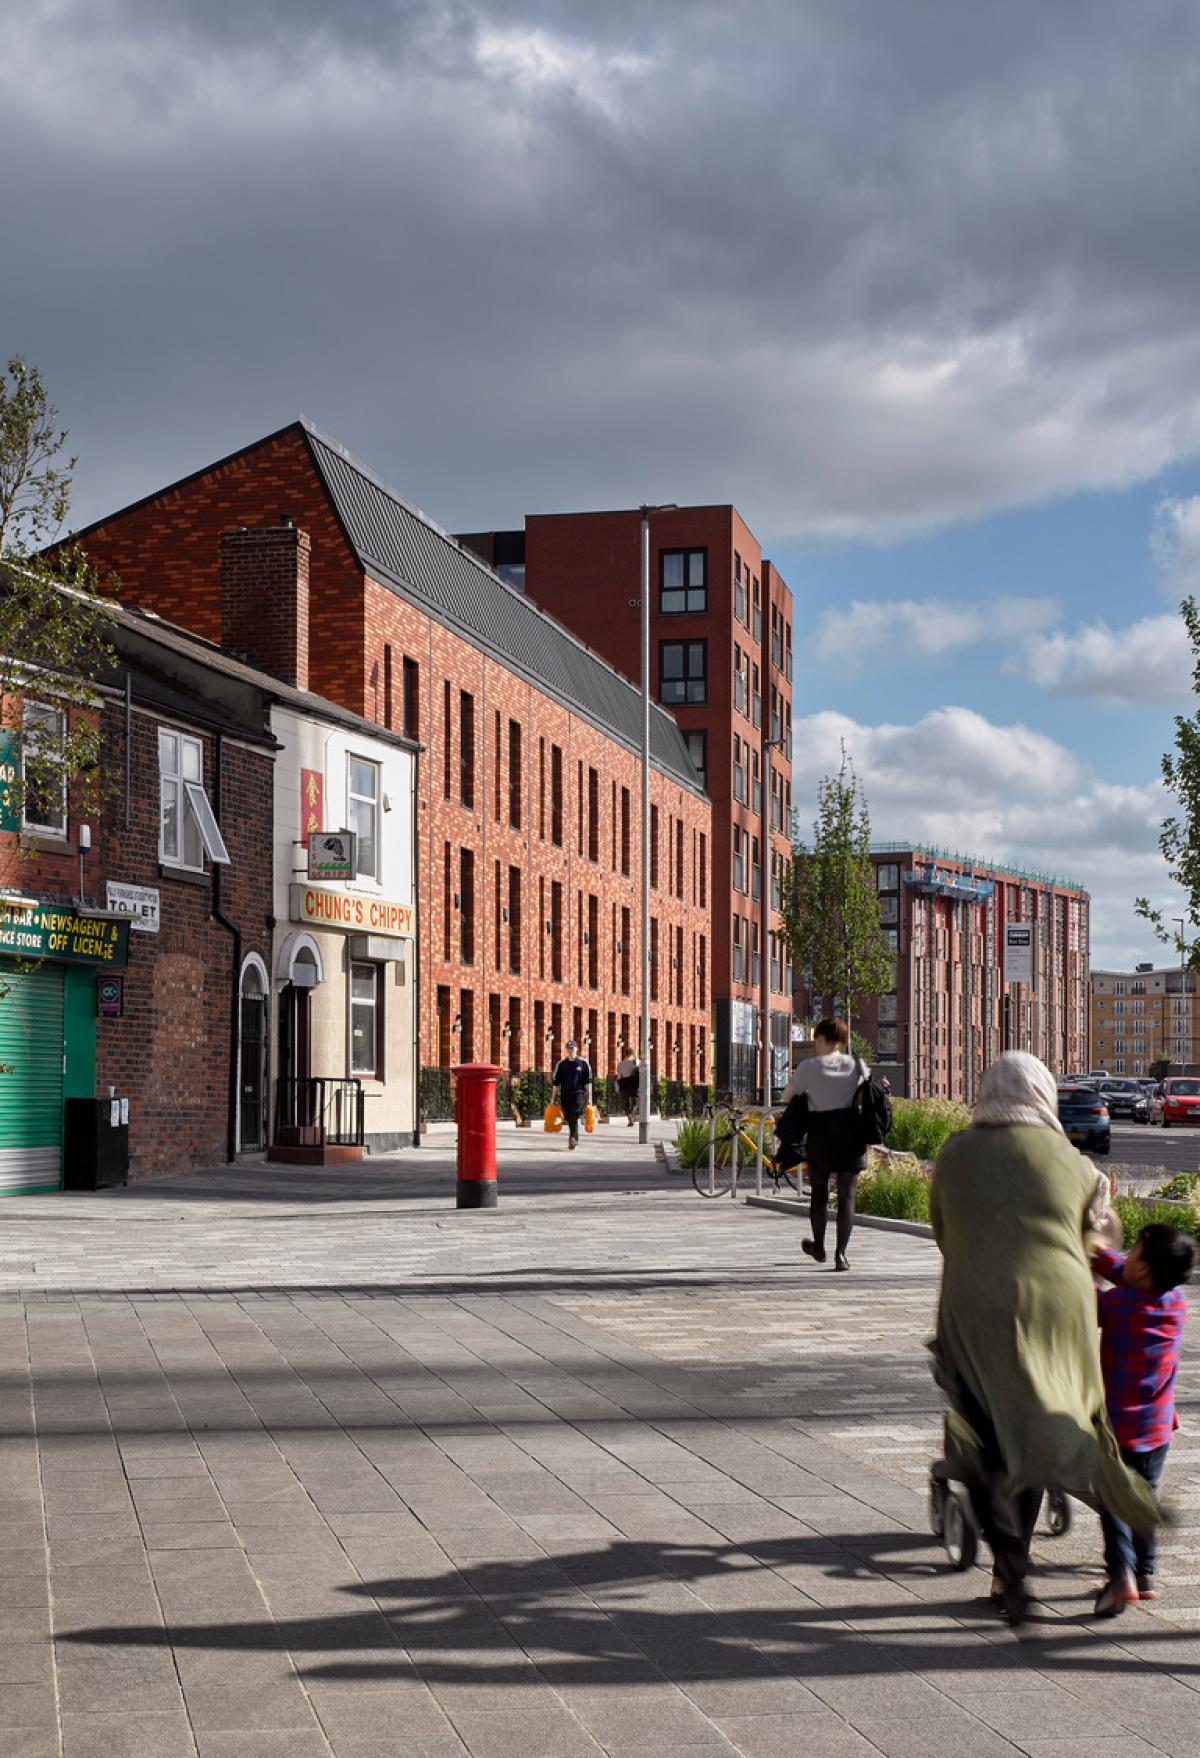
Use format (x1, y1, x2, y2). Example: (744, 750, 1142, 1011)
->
(660, 548, 707, 614)
(659, 640, 707, 705)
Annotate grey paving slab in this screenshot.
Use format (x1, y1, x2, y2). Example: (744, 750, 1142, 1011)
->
(1, 1135, 1198, 1754)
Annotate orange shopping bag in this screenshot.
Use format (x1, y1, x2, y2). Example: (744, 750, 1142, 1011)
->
(543, 1104, 564, 1133)
(584, 1105, 597, 1134)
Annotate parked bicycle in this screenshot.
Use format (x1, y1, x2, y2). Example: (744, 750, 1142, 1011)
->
(692, 1101, 801, 1199)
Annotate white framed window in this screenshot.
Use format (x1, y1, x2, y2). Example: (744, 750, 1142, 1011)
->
(159, 728, 230, 870)
(22, 701, 66, 836)
(350, 962, 381, 1077)
(348, 756, 379, 882)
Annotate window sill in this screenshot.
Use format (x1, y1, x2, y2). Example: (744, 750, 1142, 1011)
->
(159, 862, 208, 887)
(19, 831, 74, 853)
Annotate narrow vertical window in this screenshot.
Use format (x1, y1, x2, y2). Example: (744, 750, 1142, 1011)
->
(508, 720, 522, 828)
(382, 644, 394, 730)
(459, 691, 475, 809)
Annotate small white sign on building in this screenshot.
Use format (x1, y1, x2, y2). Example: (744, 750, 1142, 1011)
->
(105, 881, 160, 933)
(1004, 922, 1034, 985)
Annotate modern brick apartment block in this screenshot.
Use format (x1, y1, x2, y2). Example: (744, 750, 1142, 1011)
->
(1091, 965, 1198, 1077)
(72, 422, 712, 1096)
(462, 507, 794, 1097)
(794, 845, 1090, 1102)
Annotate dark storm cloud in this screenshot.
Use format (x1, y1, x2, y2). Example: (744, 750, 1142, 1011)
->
(6, 0, 1200, 540)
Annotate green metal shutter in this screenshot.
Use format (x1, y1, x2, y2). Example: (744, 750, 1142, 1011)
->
(0, 961, 64, 1193)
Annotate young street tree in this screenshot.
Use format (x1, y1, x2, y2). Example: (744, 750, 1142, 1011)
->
(0, 357, 114, 890)
(1136, 595, 1200, 967)
(781, 744, 894, 1040)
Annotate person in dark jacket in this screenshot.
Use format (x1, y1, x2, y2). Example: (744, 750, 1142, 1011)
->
(552, 1041, 593, 1150)
(780, 1017, 869, 1272)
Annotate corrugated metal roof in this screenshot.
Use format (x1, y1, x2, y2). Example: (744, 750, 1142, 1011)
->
(301, 422, 706, 796)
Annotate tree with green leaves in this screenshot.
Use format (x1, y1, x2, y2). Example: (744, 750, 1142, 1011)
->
(781, 744, 894, 1038)
(0, 357, 114, 889)
(1135, 597, 1200, 967)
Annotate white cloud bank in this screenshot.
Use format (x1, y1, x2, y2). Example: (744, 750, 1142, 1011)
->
(793, 706, 1180, 968)
(1024, 614, 1193, 703)
(814, 596, 1059, 667)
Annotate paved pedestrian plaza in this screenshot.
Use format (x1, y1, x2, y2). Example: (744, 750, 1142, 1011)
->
(0, 1126, 1198, 1756)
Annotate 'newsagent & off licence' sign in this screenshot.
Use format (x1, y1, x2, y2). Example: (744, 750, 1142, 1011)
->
(0, 901, 129, 967)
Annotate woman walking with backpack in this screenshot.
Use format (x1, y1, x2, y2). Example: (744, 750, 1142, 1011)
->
(779, 1017, 883, 1272)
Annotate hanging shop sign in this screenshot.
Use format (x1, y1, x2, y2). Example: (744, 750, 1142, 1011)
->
(105, 881, 160, 933)
(1004, 922, 1034, 985)
(0, 900, 129, 967)
(307, 830, 356, 882)
(290, 884, 415, 938)
(0, 730, 18, 832)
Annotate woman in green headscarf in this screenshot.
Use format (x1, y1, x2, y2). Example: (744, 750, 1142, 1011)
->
(931, 1051, 1158, 1624)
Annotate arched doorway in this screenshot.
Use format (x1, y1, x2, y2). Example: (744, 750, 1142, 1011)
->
(275, 935, 323, 1143)
(238, 955, 270, 1152)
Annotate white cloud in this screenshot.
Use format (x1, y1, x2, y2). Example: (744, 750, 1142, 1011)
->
(792, 706, 1179, 966)
(813, 595, 1058, 668)
(1023, 613, 1192, 703)
(1153, 496, 1200, 598)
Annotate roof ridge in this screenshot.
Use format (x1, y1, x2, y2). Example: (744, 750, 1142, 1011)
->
(299, 421, 700, 746)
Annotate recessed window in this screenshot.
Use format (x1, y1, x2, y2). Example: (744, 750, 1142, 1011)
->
(350, 962, 381, 1077)
(660, 549, 707, 614)
(659, 640, 707, 705)
(22, 701, 66, 836)
(159, 728, 229, 870)
(348, 757, 379, 881)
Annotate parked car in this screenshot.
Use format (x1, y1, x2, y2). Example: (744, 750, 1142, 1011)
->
(1156, 1077, 1200, 1127)
(1058, 1086, 1111, 1155)
(1098, 1080, 1151, 1123)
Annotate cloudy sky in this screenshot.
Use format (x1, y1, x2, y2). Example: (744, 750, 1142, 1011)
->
(5, 0, 1199, 964)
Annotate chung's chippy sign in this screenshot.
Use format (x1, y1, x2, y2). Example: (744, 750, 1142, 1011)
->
(291, 884, 415, 938)
(0, 900, 129, 967)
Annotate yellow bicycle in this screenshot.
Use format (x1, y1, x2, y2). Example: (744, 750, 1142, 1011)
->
(692, 1103, 801, 1199)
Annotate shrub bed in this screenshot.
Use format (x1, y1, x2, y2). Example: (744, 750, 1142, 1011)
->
(885, 1097, 970, 1161)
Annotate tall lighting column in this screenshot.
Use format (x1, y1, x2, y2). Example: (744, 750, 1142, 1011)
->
(639, 504, 675, 1146)
(760, 730, 788, 1110)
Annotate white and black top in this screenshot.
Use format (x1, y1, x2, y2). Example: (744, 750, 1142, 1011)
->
(781, 1051, 871, 1175)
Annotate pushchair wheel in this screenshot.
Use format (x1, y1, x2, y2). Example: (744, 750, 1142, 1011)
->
(1045, 1491, 1071, 1537)
(928, 1465, 948, 1537)
(943, 1487, 978, 1571)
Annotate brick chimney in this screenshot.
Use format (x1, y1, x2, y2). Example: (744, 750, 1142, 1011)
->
(219, 521, 311, 691)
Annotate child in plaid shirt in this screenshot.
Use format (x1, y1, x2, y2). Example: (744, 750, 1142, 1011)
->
(1091, 1223, 1194, 1617)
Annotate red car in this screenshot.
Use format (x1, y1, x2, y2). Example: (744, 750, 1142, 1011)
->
(1157, 1077, 1200, 1127)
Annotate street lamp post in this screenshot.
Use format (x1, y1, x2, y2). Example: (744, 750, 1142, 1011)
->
(639, 504, 676, 1145)
(760, 731, 789, 1111)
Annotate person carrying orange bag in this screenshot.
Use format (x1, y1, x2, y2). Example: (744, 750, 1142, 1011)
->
(551, 1039, 593, 1151)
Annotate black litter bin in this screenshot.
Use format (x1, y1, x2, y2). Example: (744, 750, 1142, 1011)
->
(64, 1098, 129, 1190)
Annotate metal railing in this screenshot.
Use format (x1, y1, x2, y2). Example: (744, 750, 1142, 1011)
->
(273, 1078, 365, 1148)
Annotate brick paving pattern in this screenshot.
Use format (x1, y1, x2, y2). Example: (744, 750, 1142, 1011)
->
(0, 1127, 1196, 1755)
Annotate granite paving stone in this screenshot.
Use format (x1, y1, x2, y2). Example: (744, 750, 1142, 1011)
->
(1, 1130, 1197, 1754)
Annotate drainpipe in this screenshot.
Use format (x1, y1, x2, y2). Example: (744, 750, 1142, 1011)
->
(412, 745, 422, 1147)
(211, 729, 242, 1164)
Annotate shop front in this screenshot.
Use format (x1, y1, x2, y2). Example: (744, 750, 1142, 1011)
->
(271, 884, 417, 1161)
(0, 897, 129, 1194)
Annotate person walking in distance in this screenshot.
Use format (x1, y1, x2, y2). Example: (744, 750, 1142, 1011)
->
(552, 1040, 593, 1151)
(781, 1017, 869, 1272)
(616, 1050, 640, 1126)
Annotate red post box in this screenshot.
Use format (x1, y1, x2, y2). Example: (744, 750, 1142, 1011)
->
(455, 1063, 501, 1208)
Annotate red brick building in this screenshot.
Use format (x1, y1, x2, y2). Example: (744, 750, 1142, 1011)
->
(0, 596, 277, 1187)
(72, 423, 713, 1097)
(462, 508, 795, 1097)
(794, 845, 1091, 1103)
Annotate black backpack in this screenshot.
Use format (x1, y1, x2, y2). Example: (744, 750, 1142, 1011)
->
(851, 1063, 892, 1149)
